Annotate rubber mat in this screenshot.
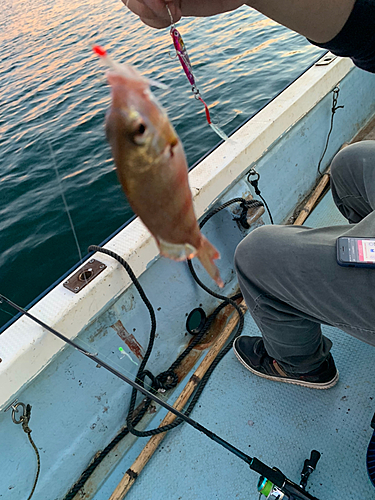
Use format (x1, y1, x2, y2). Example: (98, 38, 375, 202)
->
(303, 189, 348, 227)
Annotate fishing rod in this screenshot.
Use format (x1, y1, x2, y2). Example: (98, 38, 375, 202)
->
(1, 293, 320, 500)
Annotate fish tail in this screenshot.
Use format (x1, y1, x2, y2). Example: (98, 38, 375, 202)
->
(196, 236, 223, 288)
(158, 237, 197, 261)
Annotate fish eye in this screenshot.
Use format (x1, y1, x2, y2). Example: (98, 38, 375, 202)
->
(137, 123, 146, 135)
(132, 121, 148, 145)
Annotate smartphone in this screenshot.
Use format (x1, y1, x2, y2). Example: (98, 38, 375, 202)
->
(337, 236, 375, 268)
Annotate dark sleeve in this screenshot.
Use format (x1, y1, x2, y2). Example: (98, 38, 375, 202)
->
(307, 0, 375, 73)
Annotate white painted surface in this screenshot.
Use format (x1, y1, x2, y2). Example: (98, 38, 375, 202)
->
(0, 55, 353, 411)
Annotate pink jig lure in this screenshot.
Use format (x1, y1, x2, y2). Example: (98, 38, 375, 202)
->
(167, 6, 228, 141)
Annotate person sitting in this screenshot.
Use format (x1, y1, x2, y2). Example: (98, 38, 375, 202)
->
(124, 0, 375, 388)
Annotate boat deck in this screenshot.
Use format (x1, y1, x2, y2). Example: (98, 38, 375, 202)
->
(93, 190, 375, 500)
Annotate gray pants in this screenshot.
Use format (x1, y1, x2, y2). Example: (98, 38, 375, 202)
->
(234, 140, 375, 374)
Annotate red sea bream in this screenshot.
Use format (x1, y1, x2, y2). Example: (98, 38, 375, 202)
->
(104, 64, 223, 287)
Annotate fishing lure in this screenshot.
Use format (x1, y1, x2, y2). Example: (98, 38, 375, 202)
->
(166, 6, 229, 141)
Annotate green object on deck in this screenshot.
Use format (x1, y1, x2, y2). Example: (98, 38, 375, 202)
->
(258, 477, 274, 497)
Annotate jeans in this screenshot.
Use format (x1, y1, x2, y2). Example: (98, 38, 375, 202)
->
(234, 140, 375, 373)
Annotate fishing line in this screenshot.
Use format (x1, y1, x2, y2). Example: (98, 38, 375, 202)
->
(247, 168, 274, 224)
(0, 306, 16, 319)
(62, 334, 155, 394)
(47, 139, 84, 264)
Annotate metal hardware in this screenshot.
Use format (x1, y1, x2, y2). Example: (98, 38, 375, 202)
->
(4, 399, 29, 424)
(4, 398, 19, 412)
(247, 168, 260, 183)
(5, 400, 41, 499)
(315, 53, 337, 66)
(246, 204, 265, 225)
(232, 195, 265, 229)
(4, 398, 25, 422)
(11, 402, 27, 424)
(63, 259, 107, 293)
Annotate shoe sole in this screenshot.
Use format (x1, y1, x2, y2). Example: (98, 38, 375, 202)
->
(233, 344, 339, 390)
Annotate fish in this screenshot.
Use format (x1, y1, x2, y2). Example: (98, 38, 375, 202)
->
(94, 47, 223, 288)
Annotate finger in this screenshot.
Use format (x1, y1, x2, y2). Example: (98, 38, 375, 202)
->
(123, 0, 155, 19)
(123, 0, 181, 27)
(139, 16, 174, 28)
(143, 0, 180, 18)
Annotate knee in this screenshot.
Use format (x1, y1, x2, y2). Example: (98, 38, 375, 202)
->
(331, 144, 355, 184)
(235, 224, 308, 288)
(331, 141, 373, 184)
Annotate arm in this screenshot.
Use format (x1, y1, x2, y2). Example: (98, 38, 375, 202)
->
(124, 0, 356, 42)
(124, 0, 375, 73)
(247, 0, 356, 43)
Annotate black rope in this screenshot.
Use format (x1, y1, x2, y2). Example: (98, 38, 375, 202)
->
(21, 405, 40, 500)
(126, 197, 259, 436)
(63, 197, 258, 498)
(62, 402, 149, 500)
(317, 86, 344, 176)
(233, 199, 264, 229)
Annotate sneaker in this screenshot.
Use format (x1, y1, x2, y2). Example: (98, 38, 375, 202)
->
(233, 336, 339, 389)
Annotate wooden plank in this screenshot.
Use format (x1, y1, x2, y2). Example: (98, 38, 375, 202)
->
(293, 169, 331, 226)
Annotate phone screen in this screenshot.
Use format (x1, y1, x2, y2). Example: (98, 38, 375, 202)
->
(357, 239, 375, 262)
(338, 237, 375, 264)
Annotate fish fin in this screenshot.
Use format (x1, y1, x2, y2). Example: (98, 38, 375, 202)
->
(158, 237, 197, 261)
(196, 236, 224, 288)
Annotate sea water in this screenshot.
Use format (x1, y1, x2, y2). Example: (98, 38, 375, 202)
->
(0, 0, 323, 329)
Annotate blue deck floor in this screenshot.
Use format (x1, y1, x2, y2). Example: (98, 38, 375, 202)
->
(96, 192, 375, 500)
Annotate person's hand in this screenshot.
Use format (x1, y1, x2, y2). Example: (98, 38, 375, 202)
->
(123, 1, 245, 29)
(123, 1, 180, 28)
